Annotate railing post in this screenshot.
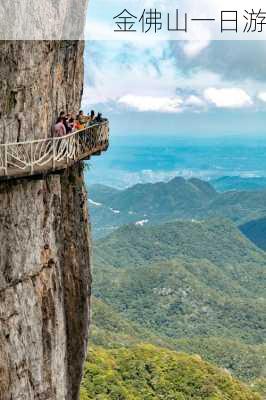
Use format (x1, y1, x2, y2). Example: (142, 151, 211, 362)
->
(66, 137, 69, 165)
(3, 120, 7, 145)
(30, 142, 34, 175)
(52, 139, 56, 170)
(4, 144, 7, 176)
(78, 131, 81, 159)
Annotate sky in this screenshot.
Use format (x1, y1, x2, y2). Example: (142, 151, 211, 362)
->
(82, 0, 266, 137)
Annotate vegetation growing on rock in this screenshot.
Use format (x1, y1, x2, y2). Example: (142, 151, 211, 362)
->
(81, 344, 262, 400)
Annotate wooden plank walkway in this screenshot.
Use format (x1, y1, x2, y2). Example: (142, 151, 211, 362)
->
(0, 121, 109, 181)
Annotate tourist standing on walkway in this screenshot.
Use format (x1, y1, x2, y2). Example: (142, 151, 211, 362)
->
(54, 117, 66, 137)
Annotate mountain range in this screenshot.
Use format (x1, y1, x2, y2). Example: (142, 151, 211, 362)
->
(211, 176, 266, 192)
(88, 178, 266, 239)
(84, 176, 266, 399)
(92, 218, 266, 387)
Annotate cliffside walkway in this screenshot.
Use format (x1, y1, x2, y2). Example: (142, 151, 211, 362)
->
(0, 121, 109, 181)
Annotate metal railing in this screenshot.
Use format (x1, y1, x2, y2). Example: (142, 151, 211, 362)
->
(0, 121, 109, 179)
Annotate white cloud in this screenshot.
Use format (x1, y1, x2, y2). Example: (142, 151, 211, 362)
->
(82, 86, 108, 106)
(182, 40, 210, 58)
(83, 41, 187, 113)
(204, 88, 252, 108)
(118, 94, 183, 113)
(184, 95, 205, 108)
(257, 92, 266, 102)
(83, 40, 266, 114)
(83, 41, 182, 110)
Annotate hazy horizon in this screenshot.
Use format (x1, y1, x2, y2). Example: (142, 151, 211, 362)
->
(86, 134, 266, 189)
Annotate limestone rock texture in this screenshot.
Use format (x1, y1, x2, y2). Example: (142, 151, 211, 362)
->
(0, 40, 91, 399)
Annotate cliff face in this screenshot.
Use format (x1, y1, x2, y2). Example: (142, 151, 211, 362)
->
(0, 41, 85, 143)
(0, 41, 91, 399)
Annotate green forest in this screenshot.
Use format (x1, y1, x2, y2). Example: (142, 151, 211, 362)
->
(81, 179, 266, 399)
(81, 345, 261, 400)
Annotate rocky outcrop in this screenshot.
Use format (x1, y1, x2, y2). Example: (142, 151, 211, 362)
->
(0, 40, 91, 399)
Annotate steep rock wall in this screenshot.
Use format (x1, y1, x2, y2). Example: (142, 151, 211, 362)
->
(0, 40, 91, 399)
(0, 41, 85, 143)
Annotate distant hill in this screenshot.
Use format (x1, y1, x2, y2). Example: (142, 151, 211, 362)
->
(206, 190, 266, 223)
(80, 344, 262, 400)
(88, 178, 266, 238)
(90, 297, 266, 383)
(88, 177, 217, 237)
(240, 217, 266, 251)
(89, 184, 121, 204)
(89, 180, 266, 392)
(212, 176, 266, 192)
(106, 177, 217, 212)
(93, 218, 266, 382)
(90, 297, 162, 348)
(94, 218, 265, 271)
